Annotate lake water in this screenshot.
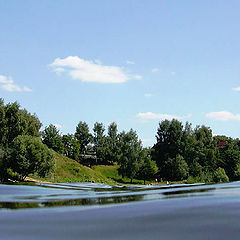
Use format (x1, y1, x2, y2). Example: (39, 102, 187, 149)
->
(1, 181, 240, 239)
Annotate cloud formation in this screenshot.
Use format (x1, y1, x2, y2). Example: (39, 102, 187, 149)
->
(206, 111, 240, 121)
(144, 93, 152, 98)
(0, 75, 32, 92)
(137, 112, 191, 121)
(126, 60, 135, 65)
(232, 87, 240, 91)
(152, 68, 159, 73)
(50, 56, 141, 84)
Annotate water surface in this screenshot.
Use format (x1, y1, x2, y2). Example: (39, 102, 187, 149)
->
(1, 181, 240, 239)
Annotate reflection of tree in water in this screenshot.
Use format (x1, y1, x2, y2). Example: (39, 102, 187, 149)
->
(0, 195, 144, 210)
(0, 202, 40, 209)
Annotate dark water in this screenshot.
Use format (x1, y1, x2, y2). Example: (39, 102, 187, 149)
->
(1, 181, 240, 239)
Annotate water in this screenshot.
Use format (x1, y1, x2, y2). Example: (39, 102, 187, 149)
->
(1, 181, 240, 239)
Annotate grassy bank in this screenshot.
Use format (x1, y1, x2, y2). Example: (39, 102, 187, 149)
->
(30, 152, 185, 185)
(30, 153, 115, 184)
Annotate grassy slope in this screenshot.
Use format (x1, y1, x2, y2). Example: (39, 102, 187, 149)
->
(32, 153, 181, 185)
(31, 153, 115, 184)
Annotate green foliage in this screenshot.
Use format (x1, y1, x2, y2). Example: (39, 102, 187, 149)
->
(93, 122, 107, 162)
(213, 167, 229, 183)
(42, 124, 63, 153)
(117, 129, 143, 182)
(137, 148, 158, 184)
(105, 122, 119, 163)
(8, 135, 55, 180)
(75, 121, 92, 155)
(189, 161, 203, 177)
(62, 134, 80, 160)
(163, 155, 189, 181)
(0, 101, 41, 148)
(33, 153, 115, 184)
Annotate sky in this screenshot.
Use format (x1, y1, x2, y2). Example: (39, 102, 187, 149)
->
(1, 0, 240, 146)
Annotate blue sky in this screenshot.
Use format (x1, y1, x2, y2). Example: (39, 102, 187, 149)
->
(1, 0, 240, 146)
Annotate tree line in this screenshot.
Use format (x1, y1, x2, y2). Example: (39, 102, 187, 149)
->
(41, 122, 158, 184)
(152, 119, 240, 183)
(1, 98, 240, 184)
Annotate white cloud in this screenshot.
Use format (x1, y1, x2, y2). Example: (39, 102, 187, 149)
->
(144, 93, 152, 98)
(50, 56, 139, 84)
(152, 68, 159, 72)
(54, 67, 65, 75)
(171, 71, 176, 76)
(0, 75, 32, 92)
(126, 60, 135, 65)
(137, 112, 191, 121)
(232, 87, 240, 91)
(206, 111, 240, 121)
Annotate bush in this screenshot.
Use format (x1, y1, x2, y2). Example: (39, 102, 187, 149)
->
(213, 167, 229, 183)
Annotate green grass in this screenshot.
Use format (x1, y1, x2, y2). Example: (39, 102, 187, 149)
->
(93, 165, 154, 185)
(31, 152, 185, 185)
(31, 153, 115, 184)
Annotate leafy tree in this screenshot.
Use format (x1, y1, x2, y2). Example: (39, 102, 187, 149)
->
(152, 119, 184, 178)
(42, 124, 63, 153)
(62, 134, 80, 160)
(220, 144, 240, 180)
(118, 129, 143, 182)
(163, 155, 189, 181)
(213, 167, 229, 183)
(189, 161, 203, 178)
(0, 101, 41, 148)
(105, 122, 119, 163)
(8, 135, 55, 180)
(137, 148, 158, 184)
(75, 121, 91, 155)
(93, 122, 107, 162)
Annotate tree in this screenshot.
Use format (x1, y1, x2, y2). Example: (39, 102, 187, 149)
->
(118, 129, 143, 182)
(0, 101, 41, 148)
(8, 135, 55, 180)
(105, 122, 119, 163)
(213, 167, 229, 183)
(75, 121, 91, 155)
(152, 119, 183, 178)
(163, 155, 189, 181)
(42, 124, 63, 153)
(62, 134, 80, 160)
(137, 148, 158, 184)
(93, 122, 107, 162)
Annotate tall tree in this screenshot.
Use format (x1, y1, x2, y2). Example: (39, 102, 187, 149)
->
(152, 119, 183, 179)
(62, 134, 80, 160)
(75, 121, 91, 155)
(137, 148, 158, 184)
(42, 124, 63, 153)
(105, 122, 119, 163)
(93, 122, 107, 162)
(0, 101, 41, 148)
(118, 129, 143, 183)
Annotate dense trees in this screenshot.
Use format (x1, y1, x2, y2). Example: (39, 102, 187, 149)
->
(153, 119, 240, 183)
(2, 97, 240, 184)
(0, 99, 55, 182)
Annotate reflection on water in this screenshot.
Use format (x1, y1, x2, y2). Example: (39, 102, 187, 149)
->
(1, 181, 240, 210)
